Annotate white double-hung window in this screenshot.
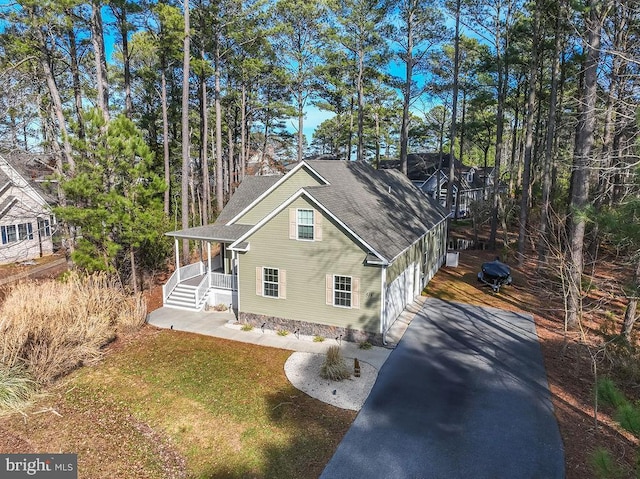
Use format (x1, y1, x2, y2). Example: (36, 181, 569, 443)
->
(263, 267, 279, 298)
(297, 209, 314, 240)
(334, 275, 352, 307)
(256, 267, 287, 299)
(326, 274, 360, 309)
(289, 208, 322, 241)
(1, 223, 33, 245)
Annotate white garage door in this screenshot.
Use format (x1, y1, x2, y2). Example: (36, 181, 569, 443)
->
(383, 263, 416, 333)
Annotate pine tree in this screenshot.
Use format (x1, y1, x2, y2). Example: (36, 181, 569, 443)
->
(55, 110, 167, 291)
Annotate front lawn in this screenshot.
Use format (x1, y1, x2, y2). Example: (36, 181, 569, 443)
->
(0, 328, 355, 478)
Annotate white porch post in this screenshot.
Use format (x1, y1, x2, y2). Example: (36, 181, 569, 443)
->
(175, 238, 181, 282)
(207, 241, 212, 288)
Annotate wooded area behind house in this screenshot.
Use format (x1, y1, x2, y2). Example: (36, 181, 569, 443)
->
(0, 0, 638, 338)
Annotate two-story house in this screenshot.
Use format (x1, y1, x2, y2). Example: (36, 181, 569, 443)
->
(162, 159, 449, 345)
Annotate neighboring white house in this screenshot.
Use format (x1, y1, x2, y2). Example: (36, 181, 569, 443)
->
(0, 154, 56, 265)
(381, 153, 505, 218)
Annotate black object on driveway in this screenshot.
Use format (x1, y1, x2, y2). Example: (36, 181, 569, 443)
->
(478, 258, 513, 293)
(320, 298, 564, 479)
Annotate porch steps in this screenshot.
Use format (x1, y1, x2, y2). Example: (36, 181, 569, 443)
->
(165, 283, 207, 311)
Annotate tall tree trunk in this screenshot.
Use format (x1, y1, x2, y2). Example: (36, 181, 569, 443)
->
(161, 66, 171, 216)
(120, 13, 133, 117)
(509, 81, 521, 196)
(489, 24, 507, 250)
(538, 0, 563, 265)
(215, 42, 224, 213)
(200, 59, 210, 224)
(566, 0, 607, 330)
(446, 0, 461, 215)
(356, 48, 365, 162)
(38, 41, 75, 173)
(458, 89, 466, 163)
(517, 0, 540, 263)
(228, 121, 234, 195)
(400, 8, 414, 176)
(91, 1, 110, 122)
(436, 108, 446, 204)
(67, 21, 84, 140)
(297, 74, 305, 163)
(181, 0, 191, 263)
(374, 112, 381, 168)
(346, 97, 354, 161)
(241, 83, 247, 179)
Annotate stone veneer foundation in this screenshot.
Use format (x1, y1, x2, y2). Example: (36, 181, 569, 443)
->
(238, 312, 384, 346)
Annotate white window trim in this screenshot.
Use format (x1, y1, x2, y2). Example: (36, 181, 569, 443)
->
(262, 267, 280, 299)
(296, 208, 315, 241)
(1, 223, 33, 245)
(333, 274, 353, 309)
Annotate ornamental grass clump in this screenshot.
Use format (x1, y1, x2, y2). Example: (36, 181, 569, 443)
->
(0, 363, 37, 414)
(0, 272, 146, 384)
(320, 346, 351, 381)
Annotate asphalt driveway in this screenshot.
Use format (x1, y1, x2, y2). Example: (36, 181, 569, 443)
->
(320, 298, 564, 479)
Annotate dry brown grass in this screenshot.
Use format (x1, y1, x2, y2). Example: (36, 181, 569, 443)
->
(0, 272, 146, 384)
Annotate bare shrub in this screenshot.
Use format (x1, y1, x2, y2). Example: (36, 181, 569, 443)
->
(0, 272, 146, 384)
(320, 346, 351, 381)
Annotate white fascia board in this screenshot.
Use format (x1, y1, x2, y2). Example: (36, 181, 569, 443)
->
(380, 266, 387, 334)
(0, 182, 11, 196)
(228, 188, 388, 265)
(0, 157, 50, 210)
(229, 243, 249, 252)
(225, 161, 330, 226)
(0, 197, 18, 218)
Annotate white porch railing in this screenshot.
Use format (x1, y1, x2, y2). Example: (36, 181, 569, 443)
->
(181, 261, 205, 280)
(162, 270, 179, 301)
(211, 272, 236, 290)
(163, 260, 237, 308)
(162, 261, 206, 302)
(194, 274, 210, 307)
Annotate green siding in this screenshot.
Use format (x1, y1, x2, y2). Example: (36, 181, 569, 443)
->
(385, 219, 446, 289)
(236, 167, 324, 225)
(238, 196, 382, 333)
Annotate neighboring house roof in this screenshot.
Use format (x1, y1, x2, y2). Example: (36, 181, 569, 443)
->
(0, 153, 57, 208)
(170, 160, 448, 265)
(380, 153, 463, 182)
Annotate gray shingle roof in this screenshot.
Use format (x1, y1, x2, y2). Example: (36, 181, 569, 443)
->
(304, 160, 448, 261)
(166, 223, 252, 242)
(215, 175, 281, 225)
(170, 161, 448, 262)
(168, 175, 280, 241)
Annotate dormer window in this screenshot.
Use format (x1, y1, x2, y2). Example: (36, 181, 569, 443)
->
(289, 207, 322, 241)
(297, 209, 314, 240)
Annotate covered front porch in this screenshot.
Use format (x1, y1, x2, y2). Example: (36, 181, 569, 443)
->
(163, 235, 238, 311)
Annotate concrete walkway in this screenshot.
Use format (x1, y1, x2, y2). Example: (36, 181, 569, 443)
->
(146, 299, 422, 370)
(321, 297, 565, 479)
